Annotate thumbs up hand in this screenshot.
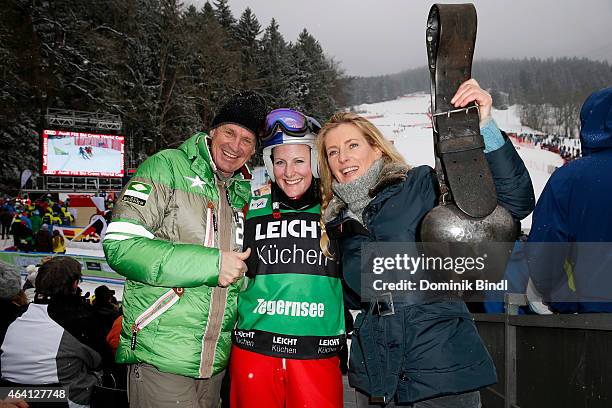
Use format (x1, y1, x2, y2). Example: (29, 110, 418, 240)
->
(218, 248, 251, 287)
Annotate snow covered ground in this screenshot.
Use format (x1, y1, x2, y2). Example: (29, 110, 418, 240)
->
(46, 137, 123, 176)
(353, 92, 565, 230)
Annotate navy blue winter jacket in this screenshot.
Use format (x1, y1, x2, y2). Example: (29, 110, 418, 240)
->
(324, 138, 534, 403)
(528, 87, 612, 313)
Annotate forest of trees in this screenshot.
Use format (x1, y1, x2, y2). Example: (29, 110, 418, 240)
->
(0, 0, 346, 185)
(1, 0, 610, 189)
(348, 57, 612, 136)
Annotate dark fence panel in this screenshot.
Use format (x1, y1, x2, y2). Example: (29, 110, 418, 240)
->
(476, 317, 506, 408)
(474, 309, 612, 408)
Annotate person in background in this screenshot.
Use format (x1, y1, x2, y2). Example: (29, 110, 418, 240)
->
(91, 285, 121, 338)
(19, 214, 32, 231)
(10, 218, 32, 252)
(0, 205, 13, 240)
(106, 315, 123, 357)
(52, 230, 66, 254)
(0, 260, 26, 343)
(527, 87, 612, 313)
(29, 210, 42, 234)
(42, 208, 52, 226)
(60, 206, 74, 226)
(34, 224, 53, 253)
(22, 265, 38, 303)
(49, 212, 62, 229)
(22, 265, 37, 291)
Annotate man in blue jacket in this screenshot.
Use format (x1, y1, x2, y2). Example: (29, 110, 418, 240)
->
(527, 88, 612, 313)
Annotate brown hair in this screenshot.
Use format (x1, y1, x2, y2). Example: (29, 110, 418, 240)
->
(35, 256, 82, 297)
(316, 112, 408, 258)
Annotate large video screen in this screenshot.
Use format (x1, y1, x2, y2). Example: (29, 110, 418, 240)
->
(42, 130, 125, 177)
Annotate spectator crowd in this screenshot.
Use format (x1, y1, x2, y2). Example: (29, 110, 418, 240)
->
(510, 132, 582, 162)
(1, 195, 74, 253)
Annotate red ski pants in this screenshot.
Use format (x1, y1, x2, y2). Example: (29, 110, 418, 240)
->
(229, 345, 343, 408)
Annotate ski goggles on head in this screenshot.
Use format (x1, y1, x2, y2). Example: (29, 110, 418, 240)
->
(263, 108, 321, 139)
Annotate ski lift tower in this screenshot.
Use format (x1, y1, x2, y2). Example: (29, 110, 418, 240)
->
(23, 109, 126, 195)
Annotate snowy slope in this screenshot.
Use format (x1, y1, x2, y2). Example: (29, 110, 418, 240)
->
(354, 93, 565, 230)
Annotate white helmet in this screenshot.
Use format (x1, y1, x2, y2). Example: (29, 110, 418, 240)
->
(261, 109, 321, 181)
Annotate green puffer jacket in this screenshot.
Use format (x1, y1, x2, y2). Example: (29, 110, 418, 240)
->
(103, 133, 251, 378)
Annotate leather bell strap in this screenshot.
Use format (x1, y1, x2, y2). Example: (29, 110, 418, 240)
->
(426, 3, 497, 218)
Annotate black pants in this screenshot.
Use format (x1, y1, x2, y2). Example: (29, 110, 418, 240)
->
(1, 223, 10, 239)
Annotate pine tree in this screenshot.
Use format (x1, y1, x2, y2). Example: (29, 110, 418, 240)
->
(290, 29, 339, 121)
(213, 0, 236, 31)
(202, 1, 214, 16)
(258, 18, 292, 106)
(234, 7, 262, 87)
(0, 2, 41, 182)
(155, 0, 190, 150)
(189, 0, 241, 126)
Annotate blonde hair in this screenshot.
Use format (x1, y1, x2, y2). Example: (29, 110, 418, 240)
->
(316, 112, 408, 258)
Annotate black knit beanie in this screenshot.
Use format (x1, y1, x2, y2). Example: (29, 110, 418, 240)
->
(210, 91, 267, 137)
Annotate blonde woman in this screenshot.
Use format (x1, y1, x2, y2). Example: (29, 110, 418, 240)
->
(317, 80, 534, 407)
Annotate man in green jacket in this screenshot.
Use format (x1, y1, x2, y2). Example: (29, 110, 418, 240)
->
(103, 91, 266, 408)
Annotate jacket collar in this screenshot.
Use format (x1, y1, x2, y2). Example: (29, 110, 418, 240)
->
(323, 161, 411, 225)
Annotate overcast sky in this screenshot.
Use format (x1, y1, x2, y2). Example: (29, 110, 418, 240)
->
(190, 0, 612, 77)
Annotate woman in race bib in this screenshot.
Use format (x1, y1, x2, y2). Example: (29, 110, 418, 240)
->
(230, 109, 346, 408)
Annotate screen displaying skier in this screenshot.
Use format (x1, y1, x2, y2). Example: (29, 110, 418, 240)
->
(42, 129, 125, 177)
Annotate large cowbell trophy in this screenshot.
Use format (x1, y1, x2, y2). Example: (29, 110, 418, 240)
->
(420, 4, 517, 285)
